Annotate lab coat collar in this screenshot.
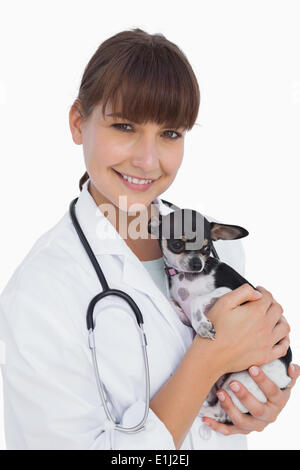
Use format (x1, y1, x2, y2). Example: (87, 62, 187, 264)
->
(73, 178, 192, 350)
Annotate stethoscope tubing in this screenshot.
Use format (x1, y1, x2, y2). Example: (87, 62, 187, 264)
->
(69, 197, 150, 433)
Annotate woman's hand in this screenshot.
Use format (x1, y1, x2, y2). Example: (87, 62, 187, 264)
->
(205, 284, 289, 374)
(202, 362, 300, 435)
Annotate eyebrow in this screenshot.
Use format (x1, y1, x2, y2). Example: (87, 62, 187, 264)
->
(106, 112, 140, 124)
(105, 113, 185, 131)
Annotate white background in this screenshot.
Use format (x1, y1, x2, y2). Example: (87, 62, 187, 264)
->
(0, 0, 299, 451)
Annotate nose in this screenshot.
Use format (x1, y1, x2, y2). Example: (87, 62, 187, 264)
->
(189, 257, 202, 271)
(131, 135, 160, 173)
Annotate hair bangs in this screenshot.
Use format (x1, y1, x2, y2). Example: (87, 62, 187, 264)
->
(99, 45, 199, 131)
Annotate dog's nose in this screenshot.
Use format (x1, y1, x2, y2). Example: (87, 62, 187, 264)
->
(189, 258, 202, 271)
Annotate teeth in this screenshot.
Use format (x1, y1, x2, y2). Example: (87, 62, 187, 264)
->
(120, 172, 153, 184)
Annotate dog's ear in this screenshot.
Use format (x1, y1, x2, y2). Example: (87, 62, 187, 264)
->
(161, 199, 181, 212)
(210, 222, 249, 241)
(148, 213, 163, 239)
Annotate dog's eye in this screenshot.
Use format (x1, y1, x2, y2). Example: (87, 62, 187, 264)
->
(170, 240, 185, 253)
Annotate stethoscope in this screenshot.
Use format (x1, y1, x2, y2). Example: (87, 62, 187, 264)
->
(69, 196, 220, 434)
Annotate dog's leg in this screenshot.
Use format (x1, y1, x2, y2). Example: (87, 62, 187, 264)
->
(169, 299, 192, 326)
(198, 374, 232, 423)
(198, 401, 231, 423)
(190, 287, 231, 340)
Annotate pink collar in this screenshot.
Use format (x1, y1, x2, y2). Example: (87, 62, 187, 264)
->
(165, 266, 183, 276)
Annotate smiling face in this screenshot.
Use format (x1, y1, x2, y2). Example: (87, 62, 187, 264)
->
(69, 99, 186, 233)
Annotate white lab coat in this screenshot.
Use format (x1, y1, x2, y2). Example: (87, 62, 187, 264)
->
(0, 178, 248, 450)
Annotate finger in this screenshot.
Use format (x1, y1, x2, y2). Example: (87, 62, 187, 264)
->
(270, 336, 290, 362)
(266, 301, 284, 329)
(272, 314, 288, 332)
(248, 365, 286, 409)
(226, 380, 269, 421)
(255, 285, 274, 304)
(279, 386, 292, 404)
(271, 363, 300, 408)
(279, 314, 288, 325)
(253, 285, 273, 311)
(271, 319, 291, 344)
(206, 365, 300, 435)
(286, 363, 300, 388)
(256, 285, 272, 296)
(273, 314, 289, 330)
(202, 418, 249, 436)
(222, 283, 263, 309)
(216, 390, 267, 431)
(279, 364, 300, 403)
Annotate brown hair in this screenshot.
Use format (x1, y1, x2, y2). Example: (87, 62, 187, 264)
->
(72, 28, 200, 191)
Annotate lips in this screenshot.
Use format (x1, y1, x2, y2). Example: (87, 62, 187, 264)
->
(113, 169, 155, 192)
(113, 169, 153, 182)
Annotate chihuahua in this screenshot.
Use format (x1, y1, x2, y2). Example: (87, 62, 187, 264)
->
(148, 203, 292, 424)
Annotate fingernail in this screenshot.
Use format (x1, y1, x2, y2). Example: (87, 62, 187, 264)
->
(230, 382, 240, 393)
(250, 366, 260, 376)
(217, 391, 225, 402)
(290, 364, 295, 375)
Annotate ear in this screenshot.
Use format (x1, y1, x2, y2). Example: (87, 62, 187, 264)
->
(210, 222, 249, 241)
(148, 213, 163, 239)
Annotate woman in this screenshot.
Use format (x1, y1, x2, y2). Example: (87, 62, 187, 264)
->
(0, 28, 298, 450)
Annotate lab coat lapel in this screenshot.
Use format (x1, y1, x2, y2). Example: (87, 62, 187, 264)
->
(120, 194, 173, 305)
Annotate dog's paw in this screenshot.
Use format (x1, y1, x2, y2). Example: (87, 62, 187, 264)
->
(196, 316, 216, 340)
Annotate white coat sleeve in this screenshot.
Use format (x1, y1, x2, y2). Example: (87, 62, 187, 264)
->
(0, 264, 176, 450)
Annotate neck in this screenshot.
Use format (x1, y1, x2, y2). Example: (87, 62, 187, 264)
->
(88, 180, 155, 236)
(88, 180, 162, 259)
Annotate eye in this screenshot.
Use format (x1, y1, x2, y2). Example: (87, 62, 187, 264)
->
(163, 130, 182, 140)
(112, 123, 182, 140)
(171, 239, 185, 253)
(112, 123, 133, 132)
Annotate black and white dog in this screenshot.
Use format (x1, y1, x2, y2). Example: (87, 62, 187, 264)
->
(148, 203, 292, 423)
